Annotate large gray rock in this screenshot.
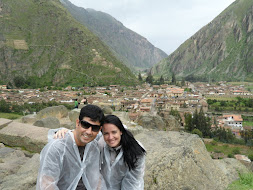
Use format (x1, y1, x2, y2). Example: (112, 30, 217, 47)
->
(0, 147, 29, 184)
(68, 109, 80, 122)
(21, 114, 37, 124)
(0, 153, 39, 190)
(136, 113, 166, 130)
(160, 113, 182, 131)
(0, 122, 48, 153)
(0, 118, 12, 129)
(36, 105, 68, 119)
(33, 117, 61, 129)
(102, 106, 113, 114)
(135, 131, 249, 190)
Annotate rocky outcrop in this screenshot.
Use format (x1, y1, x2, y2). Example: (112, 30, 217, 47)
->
(36, 105, 68, 120)
(136, 113, 166, 130)
(0, 121, 48, 153)
(0, 118, 12, 129)
(68, 109, 80, 122)
(101, 106, 113, 115)
(0, 144, 39, 190)
(135, 131, 249, 190)
(0, 146, 29, 183)
(160, 113, 182, 131)
(21, 114, 37, 124)
(33, 117, 61, 129)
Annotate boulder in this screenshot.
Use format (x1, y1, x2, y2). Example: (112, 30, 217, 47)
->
(136, 113, 166, 130)
(68, 109, 80, 122)
(0, 122, 48, 153)
(0, 147, 29, 183)
(0, 118, 12, 129)
(0, 153, 39, 190)
(33, 117, 61, 129)
(36, 105, 68, 119)
(102, 106, 113, 114)
(21, 114, 37, 124)
(61, 122, 75, 129)
(214, 158, 249, 182)
(161, 113, 182, 131)
(135, 131, 249, 190)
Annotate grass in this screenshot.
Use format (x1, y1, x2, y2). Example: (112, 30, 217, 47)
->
(227, 172, 253, 190)
(0, 112, 22, 120)
(244, 121, 253, 127)
(204, 140, 253, 159)
(206, 96, 237, 101)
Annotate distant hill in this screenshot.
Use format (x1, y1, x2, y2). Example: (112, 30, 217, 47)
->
(60, 0, 168, 71)
(0, 0, 137, 87)
(152, 0, 253, 82)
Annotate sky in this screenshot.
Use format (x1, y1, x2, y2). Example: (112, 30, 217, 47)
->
(69, 0, 235, 55)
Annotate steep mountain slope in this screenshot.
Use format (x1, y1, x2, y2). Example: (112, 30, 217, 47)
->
(0, 0, 137, 87)
(152, 0, 253, 82)
(60, 0, 168, 70)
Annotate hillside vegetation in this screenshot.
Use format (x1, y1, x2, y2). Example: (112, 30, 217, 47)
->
(0, 0, 137, 87)
(152, 0, 253, 82)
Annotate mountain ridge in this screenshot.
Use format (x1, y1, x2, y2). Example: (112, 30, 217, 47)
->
(0, 0, 138, 87)
(152, 0, 253, 82)
(60, 0, 168, 71)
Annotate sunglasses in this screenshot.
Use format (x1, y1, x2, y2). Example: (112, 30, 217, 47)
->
(80, 120, 101, 132)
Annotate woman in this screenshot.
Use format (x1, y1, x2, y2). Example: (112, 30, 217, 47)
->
(54, 114, 146, 190)
(99, 115, 146, 190)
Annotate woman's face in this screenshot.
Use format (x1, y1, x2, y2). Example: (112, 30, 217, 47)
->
(102, 123, 122, 148)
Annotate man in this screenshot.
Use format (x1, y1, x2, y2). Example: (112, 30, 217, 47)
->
(36, 105, 106, 190)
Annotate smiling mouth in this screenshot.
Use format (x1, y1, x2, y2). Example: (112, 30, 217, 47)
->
(82, 134, 90, 139)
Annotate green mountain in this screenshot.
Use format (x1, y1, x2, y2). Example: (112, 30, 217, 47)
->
(0, 0, 137, 87)
(60, 0, 168, 71)
(152, 0, 253, 82)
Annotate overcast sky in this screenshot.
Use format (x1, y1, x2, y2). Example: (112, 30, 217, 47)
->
(69, 0, 235, 55)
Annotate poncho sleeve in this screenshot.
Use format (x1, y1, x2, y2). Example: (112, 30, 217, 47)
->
(36, 140, 64, 190)
(121, 155, 145, 190)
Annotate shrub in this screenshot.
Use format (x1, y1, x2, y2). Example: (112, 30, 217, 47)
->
(192, 129, 203, 138)
(211, 140, 218, 146)
(232, 148, 241, 155)
(248, 154, 253, 161)
(227, 153, 234, 158)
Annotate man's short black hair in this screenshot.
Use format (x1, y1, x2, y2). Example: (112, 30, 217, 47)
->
(79, 104, 104, 125)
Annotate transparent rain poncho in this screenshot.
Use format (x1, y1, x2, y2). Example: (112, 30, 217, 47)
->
(36, 131, 106, 190)
(99, 138, 145, 190)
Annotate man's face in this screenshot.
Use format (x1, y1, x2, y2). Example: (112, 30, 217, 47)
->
(74, 117, 101, 146)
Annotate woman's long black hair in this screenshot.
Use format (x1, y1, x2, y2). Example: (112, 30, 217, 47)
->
(103, 115, 146, 170)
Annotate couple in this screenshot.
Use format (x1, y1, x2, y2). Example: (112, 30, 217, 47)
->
(36, 104, 146, 190)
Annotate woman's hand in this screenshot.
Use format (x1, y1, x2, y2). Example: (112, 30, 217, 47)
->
(54, 128, 69, 139)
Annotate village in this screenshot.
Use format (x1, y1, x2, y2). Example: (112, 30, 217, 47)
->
(0, 82, 252, 139)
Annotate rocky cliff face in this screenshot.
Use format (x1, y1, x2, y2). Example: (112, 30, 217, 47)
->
(60, 0, 168, 70)
(0, 0, 137, 87)
(152, 0, 253, 82)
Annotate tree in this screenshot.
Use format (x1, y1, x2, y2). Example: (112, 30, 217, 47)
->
(13, 76, 26, 88)
(145, 72, 153, 84)
(181, 78, 185, 87)
(184, 113, 194, 132)
(170, 108, 182, 123)
(138, 72, 143, 82)
(172, 72, 176, 84)
(159, 75, 164, 84)
(0, 99, 11, 113)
